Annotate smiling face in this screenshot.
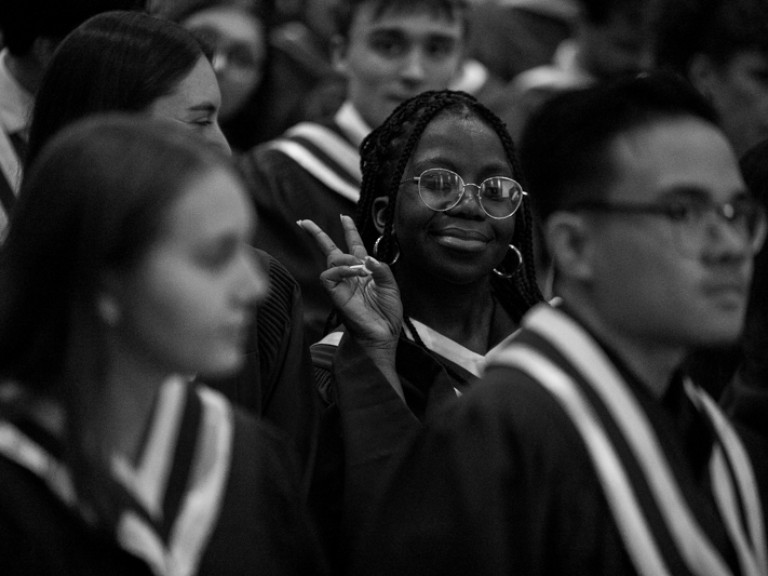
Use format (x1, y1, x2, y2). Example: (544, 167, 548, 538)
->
(109, 167, 268, 378)
(146, 55, 231, 155)
(334, 2, 464, 128)
(585, 117, 753, 350)
(380, 109, 517, 286)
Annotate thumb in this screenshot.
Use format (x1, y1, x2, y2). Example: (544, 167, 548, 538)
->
(365, 256, 398, 290)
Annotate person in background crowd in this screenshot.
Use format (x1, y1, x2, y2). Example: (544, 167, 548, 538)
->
(26, 10, 320, 480)
(240, 0, 469, 343)
(504, 0, 655, 141)
(654, 0, 768, 157)
(720, 135, 768, 535)
(467, 0, 577, 84)
(351, 72, 767, 576)
(154, 0, 277, 151)
(0, 0, 146, 235)
(0, 114, 325, 576)
(265, 0, 342, 139)
(299, 89, 542, 572)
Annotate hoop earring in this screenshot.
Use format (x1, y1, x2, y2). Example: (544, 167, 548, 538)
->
(373, 235, 400, 265)
(493, 244, 523, 279)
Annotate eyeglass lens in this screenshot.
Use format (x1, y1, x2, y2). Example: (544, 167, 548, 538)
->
(417, 169, 523, 218)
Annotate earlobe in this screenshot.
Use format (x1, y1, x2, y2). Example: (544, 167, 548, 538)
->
(545, 212, 594, 282)
(96, 294, 122, 327)
(372, 197, 390, 235)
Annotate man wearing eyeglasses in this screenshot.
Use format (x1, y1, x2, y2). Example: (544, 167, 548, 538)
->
(353, 72, 768, 576)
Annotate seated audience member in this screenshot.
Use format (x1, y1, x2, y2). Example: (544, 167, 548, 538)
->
(26, 10, 319, 476)
(0, 0, 146, 234)
(504, 0, 654, 140)
(299, 89, 542, 570)
(351, 72, 768, 576)
(239, 0, 469, 343)
(654, 0, 768, 157)
(0, 115, 325, 575)
(467, 0, 577, 83)
(264, 0, 341, 140)
(154, 0, 276, 152)
(721, 136, 768, 526)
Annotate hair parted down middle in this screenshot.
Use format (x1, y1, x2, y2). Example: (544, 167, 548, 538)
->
(354, 89, 543, 322)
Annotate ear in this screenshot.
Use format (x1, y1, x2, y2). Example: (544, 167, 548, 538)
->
(96, 293, 122, 327)
(687, 54, 720, 102)
(544, 212, 596, 283)
(330, 34, 349, 75)
(371, 197, 390, 235)
(96, 272, 124, 327)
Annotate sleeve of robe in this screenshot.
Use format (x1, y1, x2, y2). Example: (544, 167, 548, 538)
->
(349, 365, 636, 576)
(202, 249, 322, 489)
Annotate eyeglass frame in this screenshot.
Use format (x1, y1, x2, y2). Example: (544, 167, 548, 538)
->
(404, 167, 527, 220)
(565, 196, 768, 254)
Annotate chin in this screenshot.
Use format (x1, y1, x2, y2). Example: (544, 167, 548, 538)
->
(195, 353, 245, 379)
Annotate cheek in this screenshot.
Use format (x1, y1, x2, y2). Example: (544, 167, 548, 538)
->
(121, 260, 225, 361)
(424, 58, 461, 87)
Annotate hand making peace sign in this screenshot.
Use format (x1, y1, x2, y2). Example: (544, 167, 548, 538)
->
(298, 215, 403, 348)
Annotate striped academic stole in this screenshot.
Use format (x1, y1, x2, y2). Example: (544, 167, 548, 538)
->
(267, 121, 361, 203)
(0, 128, 23, 233)
(487, 304, 768, 576)
(112, 377, 234, 576)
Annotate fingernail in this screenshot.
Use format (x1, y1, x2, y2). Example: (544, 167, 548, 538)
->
(365, 256, 380, 267)
(296, 220, 304, 227)
(349, 264, 373, 275)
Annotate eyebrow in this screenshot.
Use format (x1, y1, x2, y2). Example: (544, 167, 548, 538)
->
(658, 184, 750, 202)
(188, 102, 217, 113)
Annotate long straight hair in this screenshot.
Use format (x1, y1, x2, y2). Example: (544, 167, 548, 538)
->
(0, 114, 230, 526)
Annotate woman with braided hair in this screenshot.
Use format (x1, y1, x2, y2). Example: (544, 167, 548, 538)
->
(299, 89, 543, 572)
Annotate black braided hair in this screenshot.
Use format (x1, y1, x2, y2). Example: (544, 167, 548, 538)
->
(355, 89, 543, 323)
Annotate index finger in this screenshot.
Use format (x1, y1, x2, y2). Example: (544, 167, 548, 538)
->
(340, 214, 368, 261)
(297, 219, 343, 259)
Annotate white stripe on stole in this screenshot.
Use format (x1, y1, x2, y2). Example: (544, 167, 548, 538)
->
(491, 345, 673, 576)
(0, 128, 21, 194)
(285, 121, 362, 178)
(116, 380, 234, 576)
(269, 140, 360, 203)
(489, 304, 765, 576)
(687, 383, 768, 575)
(112, 378, 187, 518)
(0, 421, 76, 507)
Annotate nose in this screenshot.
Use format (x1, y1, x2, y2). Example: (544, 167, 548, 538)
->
(702, 213, 752, 262)
(400, 48, 427, 83)
(207, 120, 232, 157)
(239, 248, 270, 307)
(447, 183, 485, 218)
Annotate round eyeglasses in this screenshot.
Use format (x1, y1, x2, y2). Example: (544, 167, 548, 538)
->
(569, 196, 768, 256)
(408, 168, 527, 219)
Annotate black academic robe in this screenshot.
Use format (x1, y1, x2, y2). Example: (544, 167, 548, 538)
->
(309, 331, 475, 573)
(238, 119, 361, 344)
(0, 380, 327, 576)
(202, 249, 321, 487)
(352, 304, 766, 576)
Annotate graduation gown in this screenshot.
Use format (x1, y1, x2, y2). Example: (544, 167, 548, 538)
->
(202, 248, 320, 484)
(0, 379, 326, 576)
(237, 103, 368, 343)
(308, 327, 478, 573)
(352, 304, 766, 576)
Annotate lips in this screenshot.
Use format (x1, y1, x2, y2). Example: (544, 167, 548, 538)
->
(431, 227, 491, 252)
